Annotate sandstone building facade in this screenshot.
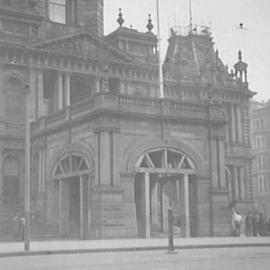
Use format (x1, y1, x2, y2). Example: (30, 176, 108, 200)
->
(250, 100, 270, 221)
(0, 0, 255, 239)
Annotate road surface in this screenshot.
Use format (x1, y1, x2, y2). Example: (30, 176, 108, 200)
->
(1, 246, 270, 270)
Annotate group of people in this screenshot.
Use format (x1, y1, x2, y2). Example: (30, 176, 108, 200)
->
(232, 209, 270, 237)
(245, 211, 270, 237)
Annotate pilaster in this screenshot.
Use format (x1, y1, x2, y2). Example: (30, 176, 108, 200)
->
(0, 149, 3, 208)
(95, 125, 120, 187)
(0, 65, 4, 119)
(29, 67, 37, 119)
(37, 68, 44, 118)
(64, 72, 70, 107)
(57, 71, 63, 111)
(230, 104, 236, 142)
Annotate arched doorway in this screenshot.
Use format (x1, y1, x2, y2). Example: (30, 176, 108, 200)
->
(134, 148, 197, 238)
(52, 152, 91, 239)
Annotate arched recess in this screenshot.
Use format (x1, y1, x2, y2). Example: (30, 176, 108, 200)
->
(132, 145, 198, 239)
(48, 147, 93, 240)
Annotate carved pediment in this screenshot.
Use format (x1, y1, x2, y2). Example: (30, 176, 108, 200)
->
(35, 32, 133, 63)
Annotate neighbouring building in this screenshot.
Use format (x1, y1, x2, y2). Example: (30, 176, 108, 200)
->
(250, 100, 270, 221)
(0, 0, 255, 240)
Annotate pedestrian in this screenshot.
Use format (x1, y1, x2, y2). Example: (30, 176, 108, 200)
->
(232, 210, 242, 236)
(258, 212, 266, 236)
(245, 211, 252, 236)
(18, 216, 25, 241)
(267, 219, 270, 236)
(234, 211, 242, 236)
(252, 211, 259, 236)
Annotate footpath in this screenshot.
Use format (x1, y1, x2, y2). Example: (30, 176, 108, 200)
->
(0, 236, 269, 257)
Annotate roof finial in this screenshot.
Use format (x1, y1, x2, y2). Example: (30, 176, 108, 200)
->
(146, 14, 154, 32)
(117, 8, 124, 27)
(189, 0, 193, 33)
(238, 50, 242, 61)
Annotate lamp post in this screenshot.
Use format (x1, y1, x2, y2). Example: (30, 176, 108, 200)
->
(207, 85, 214, 237)
(24, 83, 31, 251)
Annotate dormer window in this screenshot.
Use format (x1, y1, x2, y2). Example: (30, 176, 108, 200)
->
(49, 0, 66, 24)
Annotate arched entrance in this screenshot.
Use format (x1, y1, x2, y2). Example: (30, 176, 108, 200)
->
(52, 152, 91, 239)
(134, 148, 197, 238)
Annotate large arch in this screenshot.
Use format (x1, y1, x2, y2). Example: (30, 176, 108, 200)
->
(47, 143, 94, 240)
(131, 142, 200, 239)
(125, 138, 206, 175)
(48, 142, 95, 179)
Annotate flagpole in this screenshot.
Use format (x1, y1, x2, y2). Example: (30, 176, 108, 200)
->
(156, 0, 164, 98)
(189, 0, 193, 32)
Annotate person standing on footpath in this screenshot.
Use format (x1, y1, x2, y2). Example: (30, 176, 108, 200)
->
(245, 211, 252, 236)
(232, 210, 242, 236)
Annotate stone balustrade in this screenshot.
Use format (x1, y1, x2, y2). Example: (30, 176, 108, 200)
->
(32, 93, 226, 135)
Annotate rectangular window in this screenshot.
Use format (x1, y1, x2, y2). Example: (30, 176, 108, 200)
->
(49, 0, 66, 24)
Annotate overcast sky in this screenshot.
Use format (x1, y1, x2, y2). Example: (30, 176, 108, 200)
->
(104, 0, 270, 102)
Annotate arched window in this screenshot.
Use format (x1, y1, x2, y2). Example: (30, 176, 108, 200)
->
(52, 152, 90, 179)
(136, 148, 196, 173)
(3, 156, 20, 206)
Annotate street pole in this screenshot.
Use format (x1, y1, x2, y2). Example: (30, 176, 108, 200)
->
(156, 0, 164, 98)
(207, 87, 214, 237)
(167, 207, 174, 252)
(24, 83, 31, 251)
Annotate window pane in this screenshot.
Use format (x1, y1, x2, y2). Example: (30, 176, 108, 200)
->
(49, 0, 66, 24)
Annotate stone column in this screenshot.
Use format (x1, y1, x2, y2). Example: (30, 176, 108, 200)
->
(0, 65, 5, 119)
(239, 167, 244, 200)
(37, 69, 44, 118)
(210, 139, 218, 188)
(29, 68, 37, 119)
(42, 149, 46, 192)
(80, 176, 84, 239)
(64, 72, 71, 107)
(233, 166, 239, 201)
(112, 131, 120, 186)
(237, 107, 243, 143)
(59, 179, 69, 236)
(96, 127, 120, 186)
(234, 105, 239, 142)
(145, 172, 151, 238)
(78, 175, 90, 239)
(38, 150, 42, 193)
(0, 149, 3, 208)
(184, 174, 191, 237)
(230, 104, 236, 142)
(95, 76, 101, 93)
(218, 140, 226, 189)
(57, 71, 63, 111)
(151, 181, 159, 226)
(99, 131, 111, 185)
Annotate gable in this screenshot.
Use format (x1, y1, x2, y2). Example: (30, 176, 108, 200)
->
(34, 32, 133, 63)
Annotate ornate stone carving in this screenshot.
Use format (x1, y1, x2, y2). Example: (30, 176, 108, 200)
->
(2, 19, 27, 34)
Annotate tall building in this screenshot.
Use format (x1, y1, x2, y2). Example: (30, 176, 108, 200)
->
(0, 0, 255, 240)
(250, 100, 270, 221)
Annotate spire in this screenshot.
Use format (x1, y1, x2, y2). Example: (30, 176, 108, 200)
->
(117, 8, 124, 27)
(234, 50, 248, 83)
(146, 14, 154, 32)
(238, 50, 242, 61)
